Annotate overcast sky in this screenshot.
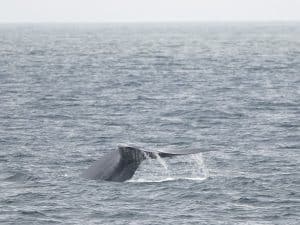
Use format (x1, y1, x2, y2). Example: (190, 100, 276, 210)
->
(0, 0, 299, 23)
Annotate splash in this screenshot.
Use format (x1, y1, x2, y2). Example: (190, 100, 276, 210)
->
(154, 153, 169, 170)
(129, 153, 209, 183)
(190, 153, 209, 178)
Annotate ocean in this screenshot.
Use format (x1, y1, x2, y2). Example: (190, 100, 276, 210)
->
(0, 23, 299, 224)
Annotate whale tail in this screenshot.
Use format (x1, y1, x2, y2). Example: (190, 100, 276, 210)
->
(82, 145, 212, 182)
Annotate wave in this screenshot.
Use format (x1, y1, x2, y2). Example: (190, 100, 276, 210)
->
(4, 172, 38, 182)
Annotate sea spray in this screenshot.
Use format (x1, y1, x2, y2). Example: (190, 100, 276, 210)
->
(154, 153, 168, 170)
(130, 152, 208, 182)
(190, 153, 209, 179)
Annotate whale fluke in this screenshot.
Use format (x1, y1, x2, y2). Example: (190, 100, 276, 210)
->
(82, 145, 212, 182)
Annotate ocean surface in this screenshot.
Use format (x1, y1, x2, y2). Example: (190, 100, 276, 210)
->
(0, 23, 299, 225)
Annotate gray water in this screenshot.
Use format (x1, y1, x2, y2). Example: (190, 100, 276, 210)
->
(0, 23, 299, 224)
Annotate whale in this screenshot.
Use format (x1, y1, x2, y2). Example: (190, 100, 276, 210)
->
(82, 144, 212, 182)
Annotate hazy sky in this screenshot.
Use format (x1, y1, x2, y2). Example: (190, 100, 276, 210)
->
(0, 0, 299, 23)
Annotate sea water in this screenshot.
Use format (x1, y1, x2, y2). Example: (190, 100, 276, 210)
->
(0, 23, 299, 224)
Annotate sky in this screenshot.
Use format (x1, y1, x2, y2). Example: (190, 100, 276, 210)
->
(0, 0, 299, 23)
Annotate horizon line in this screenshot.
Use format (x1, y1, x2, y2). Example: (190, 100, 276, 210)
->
(0, 20, 299, 24)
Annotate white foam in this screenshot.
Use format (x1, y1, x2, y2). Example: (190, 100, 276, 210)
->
(128, 176, 207, 183)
